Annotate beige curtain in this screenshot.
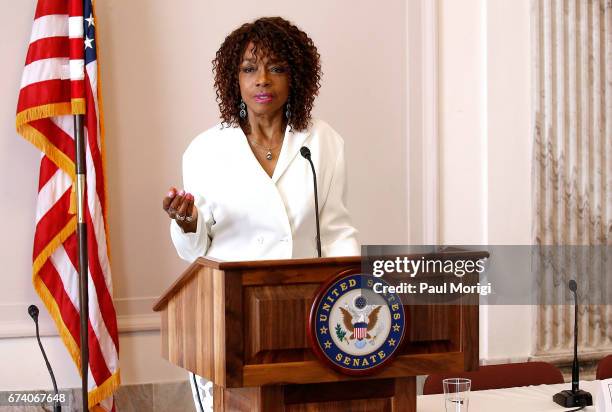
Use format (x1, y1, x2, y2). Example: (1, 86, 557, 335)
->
(532, 0, 611, 357)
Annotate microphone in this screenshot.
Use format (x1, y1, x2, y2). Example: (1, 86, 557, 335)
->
(28, 305, 61, 412)
(569, 280, 580, 394)
(552, 280, 592, 408)
(300, 146, 322, 257)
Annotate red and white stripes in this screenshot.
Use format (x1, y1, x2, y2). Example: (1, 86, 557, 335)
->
(16, 1, 119, 410)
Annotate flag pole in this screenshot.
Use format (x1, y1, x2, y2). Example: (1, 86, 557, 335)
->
(74, 113, 89, 412)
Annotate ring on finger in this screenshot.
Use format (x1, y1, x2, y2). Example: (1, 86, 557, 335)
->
(185, 216, 193, 222)
(176, 214, 185, 221)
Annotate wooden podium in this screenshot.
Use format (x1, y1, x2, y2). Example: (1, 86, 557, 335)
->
(153, 253, 484, 411)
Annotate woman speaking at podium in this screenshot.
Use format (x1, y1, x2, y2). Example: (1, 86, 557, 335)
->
(161, 17, 359, 411)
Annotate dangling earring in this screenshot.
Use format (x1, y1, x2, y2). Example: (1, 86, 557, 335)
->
(285, 102, 291, 119)
(239, 99, 247, 119)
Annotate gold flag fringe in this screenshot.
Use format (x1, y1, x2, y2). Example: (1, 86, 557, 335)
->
(33, 273, 121, 410)
(17, 96, 120, 409)
(16, 123, 76, 181)
(88, 371, 121, 409)
(32, 271, 82, 370)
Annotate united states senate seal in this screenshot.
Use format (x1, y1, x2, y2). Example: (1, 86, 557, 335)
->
(308, 270, 406, 375)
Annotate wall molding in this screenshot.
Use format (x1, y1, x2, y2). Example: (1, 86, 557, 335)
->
(406, 0, 440, 245)
(420, 0, 440, 245)
(0, 297, 161, 339)
(0, 314, 160, 339)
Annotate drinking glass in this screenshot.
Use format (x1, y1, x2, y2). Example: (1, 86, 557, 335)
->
(443, 378, 471, 412)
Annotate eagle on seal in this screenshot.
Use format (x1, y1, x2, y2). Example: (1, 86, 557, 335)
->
(339, 305, 382, 340)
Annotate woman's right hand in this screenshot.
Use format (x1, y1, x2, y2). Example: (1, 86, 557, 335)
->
(163, 187, 198, 233)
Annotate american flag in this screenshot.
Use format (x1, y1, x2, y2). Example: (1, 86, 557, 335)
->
(15, 1, 120, 410)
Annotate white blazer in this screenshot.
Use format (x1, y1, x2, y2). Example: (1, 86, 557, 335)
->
(170, 118, 359, 262)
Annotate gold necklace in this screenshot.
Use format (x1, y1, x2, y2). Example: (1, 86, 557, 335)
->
(247, 135, 284, 160)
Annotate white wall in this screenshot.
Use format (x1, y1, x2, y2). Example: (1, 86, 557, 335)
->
(1, 0, 409, 390)
(438, 0, 533, 362)
(1, 0, 536, 390)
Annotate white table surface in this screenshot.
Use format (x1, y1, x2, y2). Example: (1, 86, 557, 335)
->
(417, 380, 601, 412)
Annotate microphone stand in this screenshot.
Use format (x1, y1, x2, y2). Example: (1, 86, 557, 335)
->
(300, 146, 322, 257)
(552, 279, 592, 408)
(28, 305, 61, 412)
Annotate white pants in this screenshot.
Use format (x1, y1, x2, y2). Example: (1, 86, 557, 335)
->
(189, 372, 214, 412)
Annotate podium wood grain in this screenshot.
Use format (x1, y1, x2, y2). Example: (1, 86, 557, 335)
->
(154, 254, 485, 411)
(213, 377, 416, 412)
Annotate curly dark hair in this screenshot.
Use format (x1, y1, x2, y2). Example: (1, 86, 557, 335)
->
(212, 17, 322, 132)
